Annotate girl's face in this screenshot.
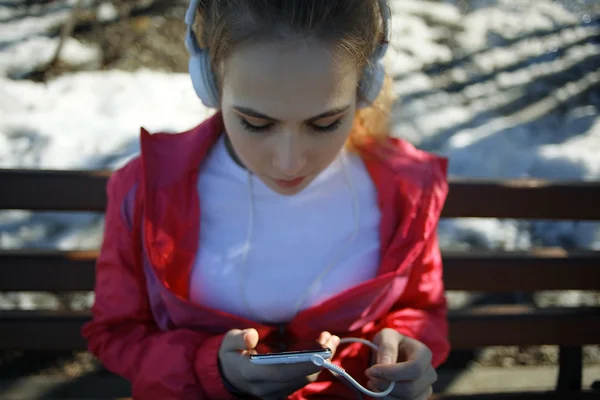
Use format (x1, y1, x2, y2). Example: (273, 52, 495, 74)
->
(220, 39, 361, 196)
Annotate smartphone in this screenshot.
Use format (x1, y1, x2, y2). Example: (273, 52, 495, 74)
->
(249, 340, 332, 365)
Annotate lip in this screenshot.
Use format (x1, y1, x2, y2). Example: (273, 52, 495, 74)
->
(272, 176, 306, 188)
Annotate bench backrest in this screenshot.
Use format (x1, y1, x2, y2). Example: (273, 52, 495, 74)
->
(1, 169, 600, 352)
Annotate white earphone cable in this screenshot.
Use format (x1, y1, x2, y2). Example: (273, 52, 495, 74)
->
(311, 337, 395, 398)
(238, 151, 361, 323)
(238, 172, 259, 321)
(237, 155, 391, 397)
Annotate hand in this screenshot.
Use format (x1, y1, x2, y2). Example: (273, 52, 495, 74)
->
(365, 328, 437, 400)
(219, 328, 340, 399)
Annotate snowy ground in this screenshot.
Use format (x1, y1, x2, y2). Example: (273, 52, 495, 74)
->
(0, 0, 599, 313)
(387, 0, 600, 251)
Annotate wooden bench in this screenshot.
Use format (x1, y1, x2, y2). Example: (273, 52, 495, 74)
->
(1, 169, 600, 399)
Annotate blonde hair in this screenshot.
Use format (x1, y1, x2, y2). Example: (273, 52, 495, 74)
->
(348, 74, 395, 153)
(194, 0, 395, 153)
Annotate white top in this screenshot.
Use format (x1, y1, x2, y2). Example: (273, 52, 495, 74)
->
(189, 135, 381, 324)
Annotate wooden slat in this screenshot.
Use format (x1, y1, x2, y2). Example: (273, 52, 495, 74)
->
(0, 375, 596, 400)
(0, 169, 110, 212)
(432, 392, 600, 400)
(442, 249, 600, 292)
(0, 250, 97, 291)
(0, 310, 89, 351)
(1, 249, 599, 292)
(448, 306, 600, 349)
(2, 170, 600, 219)
(1, 306, 599, 351)
(442, 179, 600, 220)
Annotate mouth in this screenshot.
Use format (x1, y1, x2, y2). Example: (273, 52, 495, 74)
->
(272, 176, 306, 188)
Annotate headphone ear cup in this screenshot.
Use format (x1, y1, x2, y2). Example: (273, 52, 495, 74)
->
(185, 0, 219, 108)
(357, 0, 390, 109)
(189, 50, 220, 109)
(357, 60, 385, 109)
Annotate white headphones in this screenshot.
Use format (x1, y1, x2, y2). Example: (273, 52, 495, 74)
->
(184, 0, 390, 109)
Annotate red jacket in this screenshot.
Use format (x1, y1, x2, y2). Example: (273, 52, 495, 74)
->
(82, 112, 450, 399)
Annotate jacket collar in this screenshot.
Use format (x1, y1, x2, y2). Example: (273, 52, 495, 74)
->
(138, 113, 224, 298)
(140, 111, 224, 190)
(137, 112, 446, 298)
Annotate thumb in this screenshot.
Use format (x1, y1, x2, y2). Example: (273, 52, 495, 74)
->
(221, 328, 259, 352)
(244, 328, 259, 349)
(373, 330, 399, 365)
(376, 342, 398, 365)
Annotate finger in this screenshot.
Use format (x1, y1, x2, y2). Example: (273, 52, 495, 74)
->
(252, 376, 313, 399)
(220, 329, 245, 353)
(413, 385, 433, 400)
(221, 328, 259, 352)
(408, 365, 437, 396)
(398, 336, 432, 372)
(372, 331, 400, 366)
(378, 342, 399, 365)
(385, 381, 422, 399)
(243, 328, 259, 350)
(367, 377, 394, 392)
(367, 380, 381, 393)
(277, 361, 322, 380)
(325, 334, 341, 356)
(388, 365, 437, 399)
(366, 359, 422, 382)
(242, 359, 322, 383)
(317, 331, 332, 346)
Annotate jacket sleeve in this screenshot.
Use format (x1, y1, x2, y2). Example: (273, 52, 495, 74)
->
(295, 232, 449, 399)
(81, 164, 237, 400)
(371, 231, 450, 368)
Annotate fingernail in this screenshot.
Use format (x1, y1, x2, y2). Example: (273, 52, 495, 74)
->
(332, 336, 340, 346)
(380, 355, 393, 364)
(366, 368, 380, 378)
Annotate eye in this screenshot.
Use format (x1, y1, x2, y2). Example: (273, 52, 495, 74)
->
(311, 119, 342, 133)
(240, 118, 273, 133)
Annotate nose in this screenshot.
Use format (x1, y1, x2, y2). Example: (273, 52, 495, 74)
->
(273, 131, 306, 177)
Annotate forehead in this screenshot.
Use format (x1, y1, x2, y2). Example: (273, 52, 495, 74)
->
(221, 39, 360, 119)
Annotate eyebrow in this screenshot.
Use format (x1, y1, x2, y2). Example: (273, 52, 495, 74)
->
(233, 105, 351, 123)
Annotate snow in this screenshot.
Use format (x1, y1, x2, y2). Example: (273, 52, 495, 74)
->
(0, 0, 101, 78)
(96, 2, 118, 22)
(0, 71, 212, 170)
(0, 0, 599, 300)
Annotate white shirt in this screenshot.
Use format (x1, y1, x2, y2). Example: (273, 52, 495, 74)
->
(189, 135, 381, 324)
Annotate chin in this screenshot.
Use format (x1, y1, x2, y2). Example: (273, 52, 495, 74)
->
(261, 177, 313, 196)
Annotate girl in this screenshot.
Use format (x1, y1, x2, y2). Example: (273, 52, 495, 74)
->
(82, 1, 450, 399)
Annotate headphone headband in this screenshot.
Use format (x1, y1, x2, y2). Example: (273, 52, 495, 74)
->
(185, 0, 200, 26)
(375, 0, 390, 60)
(184, 0, 390, 108)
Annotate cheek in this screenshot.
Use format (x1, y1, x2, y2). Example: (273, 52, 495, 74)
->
(309, 118, 355, 161)
(222, 115, 264, 168)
